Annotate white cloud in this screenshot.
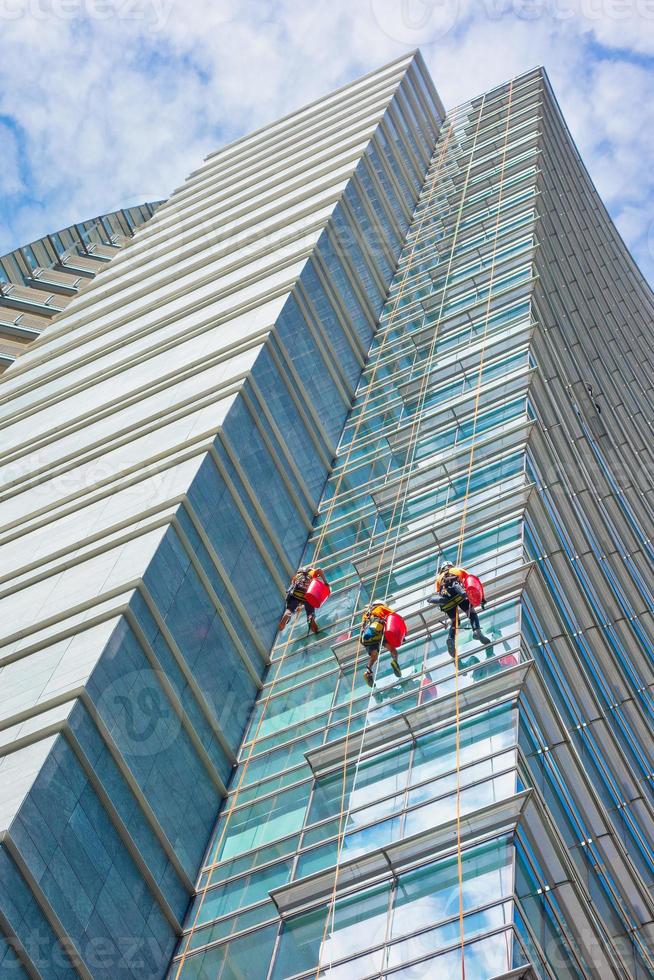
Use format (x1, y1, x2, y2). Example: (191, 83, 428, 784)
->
(0, 121, 25, 196)
(0, 0, 652, 284)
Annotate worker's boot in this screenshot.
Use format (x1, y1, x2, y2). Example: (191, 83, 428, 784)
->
(446, 635, 456, 658)
(472, 629, 491, 646)
(278, 611, 291, 631)
(363, 668, 374, 688)
(308, 617, 319, 635)
(390, 656, 402, 678)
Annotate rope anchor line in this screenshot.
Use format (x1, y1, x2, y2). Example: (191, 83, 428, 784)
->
(177, 83, 516, 980)
(175, 112, 457, 978)
(318, 89, 519, 980)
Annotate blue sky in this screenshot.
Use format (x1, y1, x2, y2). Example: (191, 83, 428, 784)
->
(1, 0, 653, 284)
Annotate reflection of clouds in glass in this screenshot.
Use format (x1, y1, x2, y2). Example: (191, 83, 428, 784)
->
(332, 719, 516, 876)
(319, 588, 360, 628)
(391, 845, 512, 941)
(313, 841, 514, 975)
(322, 882, 390, 967)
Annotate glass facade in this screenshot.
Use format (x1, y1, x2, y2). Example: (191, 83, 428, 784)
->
(171, 69, 654, 980)
(1, 54, 652, 980)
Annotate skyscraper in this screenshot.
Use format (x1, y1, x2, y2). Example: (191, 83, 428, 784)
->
(0, 53, 442, 978)
(0, 204, 161, 372)
(0, 52, 652, 980)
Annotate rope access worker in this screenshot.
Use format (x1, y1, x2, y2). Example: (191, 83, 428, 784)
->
(360, 600, 402, 687)
(278, 566, 327, 634)
(427, 560, 491, 658)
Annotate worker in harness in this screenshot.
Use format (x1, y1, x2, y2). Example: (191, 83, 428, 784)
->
(427, 560, 491, 658)
(278, 566, 328, 634)
(360, 600, 402, 687)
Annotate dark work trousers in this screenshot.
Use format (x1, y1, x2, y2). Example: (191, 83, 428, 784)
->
(445, 597, 480, 640)
(285, 593, 315, 624)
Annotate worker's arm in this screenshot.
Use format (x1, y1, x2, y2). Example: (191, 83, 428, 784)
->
(311, 567, 328, 583)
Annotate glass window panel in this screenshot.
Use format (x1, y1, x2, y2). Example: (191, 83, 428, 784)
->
(321, 883, 391, 967)
(217, 782, 310, 861)
(180, 922, 277, 979)
(272, 905, 326, 979)
(194, 859, 292, 925)
(188, 900, 276, 951)
(387, 903, 513, 971)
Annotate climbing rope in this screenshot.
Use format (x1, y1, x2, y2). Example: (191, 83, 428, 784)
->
(318, 95, 494, 976)
(320, 82, 515, 976)
(453, 80, 515, 979)
(178, 81, 515, 979)
(314, 120, 458, 978)
(175, 109, 458, 977)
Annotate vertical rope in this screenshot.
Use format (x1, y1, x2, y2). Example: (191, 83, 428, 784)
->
(177, 76, 514, 979)
(317, 96, 490, 977)
(175, 108, 453, 977)
(314, 121, 456, 979)
(453, 79, 515, 980)
(453, 603, 466, 980)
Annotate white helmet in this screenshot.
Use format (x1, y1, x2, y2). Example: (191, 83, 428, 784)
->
(439, 560, 453, 574)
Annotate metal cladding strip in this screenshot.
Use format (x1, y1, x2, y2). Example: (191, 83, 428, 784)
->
(305, 658, 533, 777)
(490, 969, 538, 980)
(62, 730, 185, 934)
(122, 608, 230, 796)
(517, 792, 628, 979)
(0, 694, 195, 899)
(525, 553, 654, 818)
(0, 510, 180, 602)
(269, 791, 532, 918)
(205, 442, 292, 588)
(135, 583, 239, 767)
(0, 336, 259, 477)
(523, 588, 654, 922)
(167, 514, 267, 683)
(178, 500, 267, 657)
(266, 334, 336, 463)
(520, 620, 654, 927)
(0, 579, 143, 656)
